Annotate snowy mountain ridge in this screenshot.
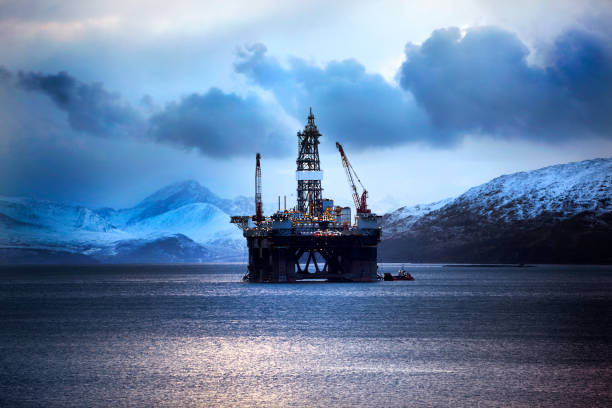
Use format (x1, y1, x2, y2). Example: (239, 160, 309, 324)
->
(381, 157, 612, 263)
(2, 157, 610, 264)
(382, 198, 453, 238)
(383, 158, 611, 239)
(458, 158, 611, 222)
(0, 181, 253, 262)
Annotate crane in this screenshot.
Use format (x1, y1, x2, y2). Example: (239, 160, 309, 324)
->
(254, 153, 263, 222)
(335, 142, 370, 214)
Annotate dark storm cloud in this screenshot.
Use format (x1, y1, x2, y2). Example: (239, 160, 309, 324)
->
(399, 26, 612, 140)
(549, 28, 612, 134)
(6, 22, 612, 172)
(17, 70, 142, 137)
(0, 76, 287, 205)
(0, 82, 201, 207)
(236, 25, 612, 149)
(235, 44, 438, 150)
(148, 88, 292, 158)
(8, 69, 290, 158)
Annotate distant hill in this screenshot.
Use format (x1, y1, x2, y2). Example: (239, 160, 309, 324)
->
(2, 159, 611, 264)
(380, 158, 612, 264)
(0, 180, 251, 264)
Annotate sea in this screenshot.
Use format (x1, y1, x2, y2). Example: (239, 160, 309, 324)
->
(1, 264, 610, 407)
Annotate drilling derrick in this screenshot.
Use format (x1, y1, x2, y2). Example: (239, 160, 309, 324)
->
(231, 108, 382, 283)
(296, 108, 323, 216)
(254, 153, 263, 222)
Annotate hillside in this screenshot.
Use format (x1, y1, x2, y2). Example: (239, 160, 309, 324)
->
(2, 159, 611, 264)
(380, 158, 612, 263)
(0, 180, 249, 264)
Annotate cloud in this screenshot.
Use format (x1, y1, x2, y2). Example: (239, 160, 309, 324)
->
(235, 43, 438, 150)
(399, 26, 612, 140)
(236, 24, 612, 150)
(0, 79, 258, 207)
(17, 70, 142, 137)
(548, 28, 612, 134)
(7, 68, 290, 158)
(148, 88, 292, 158)
(4, 22, 612, 177)
(0, 79, 131, 205)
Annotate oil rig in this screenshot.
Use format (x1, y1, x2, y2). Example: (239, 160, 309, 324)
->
(231, 109, 381, 282)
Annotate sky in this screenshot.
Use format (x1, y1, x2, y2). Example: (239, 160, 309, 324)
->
(1, 0, 611, 212)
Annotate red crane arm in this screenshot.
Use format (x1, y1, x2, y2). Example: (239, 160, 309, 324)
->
(336, 142, 369, 214)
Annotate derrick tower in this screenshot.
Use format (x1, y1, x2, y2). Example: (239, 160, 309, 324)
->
(254, 153, 263, 222)
(296, 108, 323, 216)
(230, 107, 382, 283)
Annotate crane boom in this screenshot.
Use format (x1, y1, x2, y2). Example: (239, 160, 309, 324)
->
(335, 142, 370, 214)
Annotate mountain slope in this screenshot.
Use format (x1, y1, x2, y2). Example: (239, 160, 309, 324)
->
(89, 234, 213, 263)
(381, 158, 612, 263)
(2, 159, 610, 264)
(0, 196, 118, 233)
(382, 198, 453, 238)
(0, 181, 249, 263)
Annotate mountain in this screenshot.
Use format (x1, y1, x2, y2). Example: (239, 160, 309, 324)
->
(2, 159, 611, 264)
(90, 234, 213, 263)
(113, 180, 253, 225)
(380, 158, 612, 264)
(0, 180, 250, 264)
(382, 198, 453, 237)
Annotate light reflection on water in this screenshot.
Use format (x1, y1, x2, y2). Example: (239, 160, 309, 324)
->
(0, 264, 611, 407)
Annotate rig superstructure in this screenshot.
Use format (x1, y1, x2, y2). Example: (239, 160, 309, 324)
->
(231, 108, 381, 282)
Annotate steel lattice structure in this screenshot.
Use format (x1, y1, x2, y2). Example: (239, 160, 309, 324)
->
(296, 108, 323, 216)
(230, 108, 382, 283)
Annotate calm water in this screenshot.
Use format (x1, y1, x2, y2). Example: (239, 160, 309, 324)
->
(1, 264, 611, 407)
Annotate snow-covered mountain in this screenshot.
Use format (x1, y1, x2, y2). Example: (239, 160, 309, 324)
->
(0, 180, 251, 263)
(381, 158, 612, 263)
(382, 198, 453, 238)
(2, 158, 610, 264)
(105, 180, 254, 225)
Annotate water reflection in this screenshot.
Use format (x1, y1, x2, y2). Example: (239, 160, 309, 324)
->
(0, 264, 610, 407)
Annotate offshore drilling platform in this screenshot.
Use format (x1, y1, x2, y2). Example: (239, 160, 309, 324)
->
(231, 109, 381, 282)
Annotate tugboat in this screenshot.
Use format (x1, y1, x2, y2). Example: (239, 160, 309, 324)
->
(383, 265, 414, 281)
